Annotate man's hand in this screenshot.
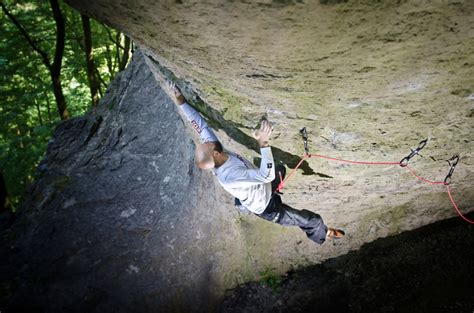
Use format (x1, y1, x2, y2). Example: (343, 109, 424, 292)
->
(253, 119, 272, 148)
(166, 81, 185, 105)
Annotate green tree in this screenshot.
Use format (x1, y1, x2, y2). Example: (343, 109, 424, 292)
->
(1, 0, 69, 120)
(81, 14, 99, 106)
(0, 0, 132, 210)
(0, 169, 11, 213)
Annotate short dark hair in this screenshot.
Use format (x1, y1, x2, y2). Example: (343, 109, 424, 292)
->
(212, 141, 223, 153)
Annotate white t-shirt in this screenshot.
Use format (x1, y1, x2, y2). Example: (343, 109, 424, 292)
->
(180, 102, 275, 214)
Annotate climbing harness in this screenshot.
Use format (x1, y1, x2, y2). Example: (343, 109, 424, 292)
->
(275, 128, 473, 224)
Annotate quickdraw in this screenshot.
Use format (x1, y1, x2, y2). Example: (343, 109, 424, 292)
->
(275, 128, 472, 224)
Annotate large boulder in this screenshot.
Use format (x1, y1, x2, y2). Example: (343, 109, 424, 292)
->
(1, 51, 253, 312)
(2, 0, 474, 311)
(64, 0, 473, 261)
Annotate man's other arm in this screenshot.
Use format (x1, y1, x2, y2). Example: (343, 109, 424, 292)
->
(222, 120, 275, 186)
(166, 82, 218, 143)
(223, 147, 275, 186)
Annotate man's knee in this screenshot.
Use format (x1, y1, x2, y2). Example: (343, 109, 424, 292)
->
(301, 209, 323, 227)
(256, 210, 281, 223)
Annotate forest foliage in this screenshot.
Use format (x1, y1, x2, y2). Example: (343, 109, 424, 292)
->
(0, 0, 131, 211)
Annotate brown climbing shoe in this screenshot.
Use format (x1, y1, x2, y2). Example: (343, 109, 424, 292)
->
(326, 227, 345, 239)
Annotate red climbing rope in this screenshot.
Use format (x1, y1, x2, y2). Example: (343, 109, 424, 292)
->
(402, 165, 446, 185)
(308, 154, 400, 166)
(447, 186, 474, 224)
(276, 155, 310, 193)
(275, 152, 473, 224)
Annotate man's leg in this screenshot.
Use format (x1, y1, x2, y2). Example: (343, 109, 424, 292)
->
(234, 197, 251, 214)
(257, 194, 328, 245)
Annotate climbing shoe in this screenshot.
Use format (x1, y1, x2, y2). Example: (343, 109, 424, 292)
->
(326, 227, 345, 239)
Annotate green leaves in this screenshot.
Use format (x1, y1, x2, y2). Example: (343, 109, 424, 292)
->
(259, 268, 283, 291)
(0, 0, 129, 209)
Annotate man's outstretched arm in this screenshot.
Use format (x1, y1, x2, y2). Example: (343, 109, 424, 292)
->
(166, 82, 218, 143)
(180, 102, 219, 143)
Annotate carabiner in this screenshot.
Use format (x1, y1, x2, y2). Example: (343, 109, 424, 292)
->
(444, 154, 459, 185)
(300, 127, 310, 155)
(400, 139, 428, 167)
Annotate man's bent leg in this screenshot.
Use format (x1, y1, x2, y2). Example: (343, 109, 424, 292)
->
(257, 194, 283, 223)
(257, 194, 328, 245)
(277, 203, 328, 244)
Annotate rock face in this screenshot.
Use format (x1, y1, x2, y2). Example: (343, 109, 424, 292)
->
(63, 0, 474, 241)
(65, 0, 473, 262)
(2, 0, 474, 311)
(217, 213, 474, 313)
(1, 51, 243, 312)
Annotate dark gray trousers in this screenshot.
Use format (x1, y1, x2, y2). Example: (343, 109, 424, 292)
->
(256, 164, 328, 245)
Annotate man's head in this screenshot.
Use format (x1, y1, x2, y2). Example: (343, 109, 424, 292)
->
(195, 141, 225, 170)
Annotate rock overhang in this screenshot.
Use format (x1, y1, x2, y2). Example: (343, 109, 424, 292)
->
(3, 0, 473, 311)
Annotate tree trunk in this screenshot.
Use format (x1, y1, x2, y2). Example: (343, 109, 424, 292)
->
(119, 35, 131, 71)
(15, 126, 24, 149)
(34, 98, 43, 125)
(50, 73, 68, 120)
(0, 170, 11, 214)
(2, 1, 69, 120)
(49, 0, 69, 120)
(44, 91, 52, 122)
(105, 43, 113, 77)
(94, 67, 105, 97)
(114, 31, 120, 73)
(80, 14, 100, 106)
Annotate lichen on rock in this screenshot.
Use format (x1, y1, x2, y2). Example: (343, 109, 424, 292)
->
(2, 0, 474, 311)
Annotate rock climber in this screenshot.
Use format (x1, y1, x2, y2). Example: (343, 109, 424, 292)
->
(166, 82, 345, 244)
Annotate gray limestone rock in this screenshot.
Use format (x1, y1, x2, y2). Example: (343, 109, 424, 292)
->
(3, 0, 474, 310)
(0, 51, 237, 312)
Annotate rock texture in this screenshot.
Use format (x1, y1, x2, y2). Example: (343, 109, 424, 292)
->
(64, 0, 473, 265)
(218, 212, 474, 313)
(2, 0, 474, 311)
(1, 51, 246, 312)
